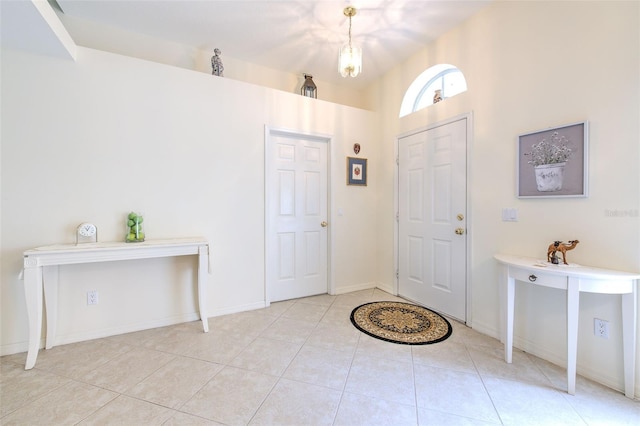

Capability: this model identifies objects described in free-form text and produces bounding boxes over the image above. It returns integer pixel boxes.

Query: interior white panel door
[398,118,467,322]
[267,131,328,302]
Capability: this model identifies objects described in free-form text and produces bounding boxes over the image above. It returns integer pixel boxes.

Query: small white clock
[76,223,97,244]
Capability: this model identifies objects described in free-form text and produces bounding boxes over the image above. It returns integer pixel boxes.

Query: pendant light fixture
[338,6,362,78]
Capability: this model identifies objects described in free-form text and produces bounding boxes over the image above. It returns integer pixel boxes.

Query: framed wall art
[517,121,588,198]
[347,157,367,186]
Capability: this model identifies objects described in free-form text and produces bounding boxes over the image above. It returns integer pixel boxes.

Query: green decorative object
[125,212,145,242]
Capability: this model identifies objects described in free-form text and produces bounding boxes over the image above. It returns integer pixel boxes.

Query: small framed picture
[347,157,367,186]
[517,121,588,198]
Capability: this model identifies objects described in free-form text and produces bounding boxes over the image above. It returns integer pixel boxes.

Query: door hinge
[396,212,399,222]
[396,270,399,279]
[396,156,399,165]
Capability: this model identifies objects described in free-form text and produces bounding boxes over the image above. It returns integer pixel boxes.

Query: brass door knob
[455,227,465,235]
[321,221,328,228]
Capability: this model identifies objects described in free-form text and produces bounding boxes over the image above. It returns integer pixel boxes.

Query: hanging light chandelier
[338,6,362,78]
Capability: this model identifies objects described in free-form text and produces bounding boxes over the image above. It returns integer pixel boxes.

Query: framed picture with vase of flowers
[517,121,588,198]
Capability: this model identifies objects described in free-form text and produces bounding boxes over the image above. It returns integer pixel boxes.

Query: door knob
[455,227,465,235]
[321,221,328,228]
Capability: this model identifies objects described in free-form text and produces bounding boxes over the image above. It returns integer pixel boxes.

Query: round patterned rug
[350,301,452,345]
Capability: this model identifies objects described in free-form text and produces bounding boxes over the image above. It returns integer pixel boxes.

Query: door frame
[393,112,473,325]
[264,125,334,306]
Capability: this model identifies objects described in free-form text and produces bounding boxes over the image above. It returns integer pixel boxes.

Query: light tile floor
[1,289,639,425]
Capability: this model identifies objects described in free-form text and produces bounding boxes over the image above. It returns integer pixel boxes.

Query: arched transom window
[400,64,467,117]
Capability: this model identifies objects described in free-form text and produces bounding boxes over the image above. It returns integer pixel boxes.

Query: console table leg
[198,246,209,333]
[505,270,515,364]
[43,266,59,349]
[23,266,43,370]
[621,286,637,399]
[567,277,579,395]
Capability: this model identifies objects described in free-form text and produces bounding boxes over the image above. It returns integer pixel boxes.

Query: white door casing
[396,116,469,322]
[265,127,330,303]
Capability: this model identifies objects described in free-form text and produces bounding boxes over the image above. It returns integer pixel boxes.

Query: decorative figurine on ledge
[211,48,224,77]
[547,240,580,265]
[433,89,443,103]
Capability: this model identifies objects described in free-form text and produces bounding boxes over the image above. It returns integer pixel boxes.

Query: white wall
[56,13,369,110]
[3,0,639,397]
[0,46,380,353]
[368,1,639,394]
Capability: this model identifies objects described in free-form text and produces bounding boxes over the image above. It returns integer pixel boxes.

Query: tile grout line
[410,345,420,425]
[246,295,338,425]
[332,322,364,425]
[465,338,505,425]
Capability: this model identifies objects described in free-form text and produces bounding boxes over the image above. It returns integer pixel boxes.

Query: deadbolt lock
[457,214,464,221]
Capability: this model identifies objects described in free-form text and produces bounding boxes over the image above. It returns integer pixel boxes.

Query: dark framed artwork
[347,157,367,186]
[517,121,588,198]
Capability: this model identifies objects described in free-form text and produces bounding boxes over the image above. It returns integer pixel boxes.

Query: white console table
[495,254,639,398]
[23,237,210,370]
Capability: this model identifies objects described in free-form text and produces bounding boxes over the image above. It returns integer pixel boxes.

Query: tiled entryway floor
[1,289,639,425]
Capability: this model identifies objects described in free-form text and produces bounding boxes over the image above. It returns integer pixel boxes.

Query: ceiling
[47,1,490,89]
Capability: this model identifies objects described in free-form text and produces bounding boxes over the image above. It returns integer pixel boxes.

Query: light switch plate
[502,208,518,222]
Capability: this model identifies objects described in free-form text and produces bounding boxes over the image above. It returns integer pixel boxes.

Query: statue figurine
[433,89,442,103]
[547,240,580,265]
[211,48,224,77]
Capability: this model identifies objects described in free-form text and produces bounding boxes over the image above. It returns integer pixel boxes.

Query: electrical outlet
[594,318,609,339]
[87,290,99,305]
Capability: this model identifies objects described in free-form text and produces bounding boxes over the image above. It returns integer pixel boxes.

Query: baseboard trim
[375,282,395,295]
[0,301,268,357]
[469,319,500,340]
[209,301,267,317]
[467,319,632,396]
[333,282,376,295]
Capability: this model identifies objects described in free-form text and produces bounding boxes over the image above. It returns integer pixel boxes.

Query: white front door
[397,117,467,322]
[266,128,329,302]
